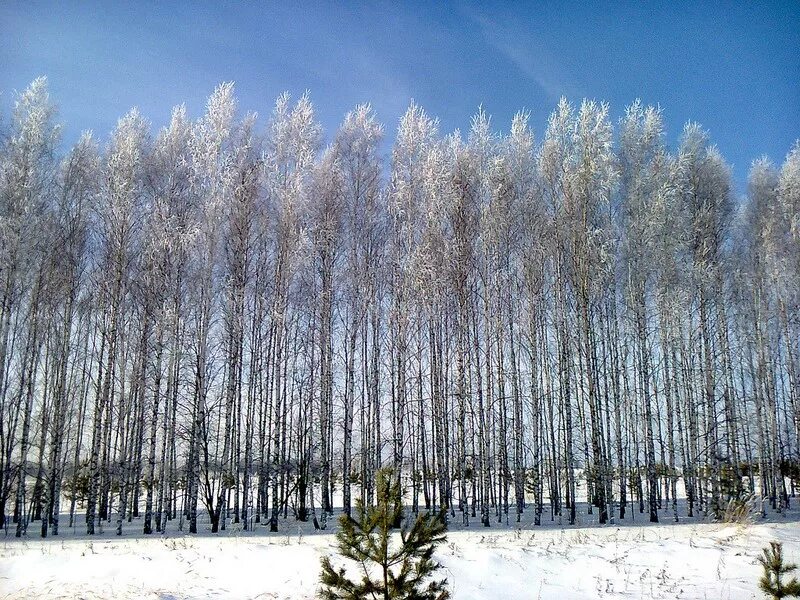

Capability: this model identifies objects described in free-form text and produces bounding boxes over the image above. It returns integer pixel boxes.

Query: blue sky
[1,1,798,193]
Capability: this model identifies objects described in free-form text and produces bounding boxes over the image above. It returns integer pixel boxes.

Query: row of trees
[1,77,798,537]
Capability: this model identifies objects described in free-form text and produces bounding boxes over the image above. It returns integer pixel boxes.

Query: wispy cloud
[464,7,581,102]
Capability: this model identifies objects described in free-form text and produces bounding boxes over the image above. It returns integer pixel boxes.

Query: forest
[1,76,798,539]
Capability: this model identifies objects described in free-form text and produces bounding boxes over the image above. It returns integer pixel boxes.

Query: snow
[2,515,799,599]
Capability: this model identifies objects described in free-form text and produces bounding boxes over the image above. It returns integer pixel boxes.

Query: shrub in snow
[758,542,800,599]
[319,467,450,599]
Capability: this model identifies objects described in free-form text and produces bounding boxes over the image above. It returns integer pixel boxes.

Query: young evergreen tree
[758,542,800,599]
[319,468,450,600]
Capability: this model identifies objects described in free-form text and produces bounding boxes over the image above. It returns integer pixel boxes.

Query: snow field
[2,520,799,599]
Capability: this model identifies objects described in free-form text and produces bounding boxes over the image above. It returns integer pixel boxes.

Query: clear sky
[2,1,798,193]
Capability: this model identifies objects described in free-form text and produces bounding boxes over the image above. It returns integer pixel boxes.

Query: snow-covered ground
[2,510,799,599]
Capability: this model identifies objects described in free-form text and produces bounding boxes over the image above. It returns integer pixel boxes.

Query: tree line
[0,77,798,537]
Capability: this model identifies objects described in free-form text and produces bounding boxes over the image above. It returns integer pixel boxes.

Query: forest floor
[1,504,799,599]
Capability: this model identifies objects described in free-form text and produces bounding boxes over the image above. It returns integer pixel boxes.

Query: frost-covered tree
[0,77,797,538]
[676,123,735,519]
[618,101,671,522]
[387,103,438,520]
[331,104,384,516]
[262,91,320,531]
[87,107,149,535]
[0,78,60,535]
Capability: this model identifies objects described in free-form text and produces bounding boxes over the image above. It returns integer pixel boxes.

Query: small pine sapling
[319,467,450,599]
[758,542,800,599]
